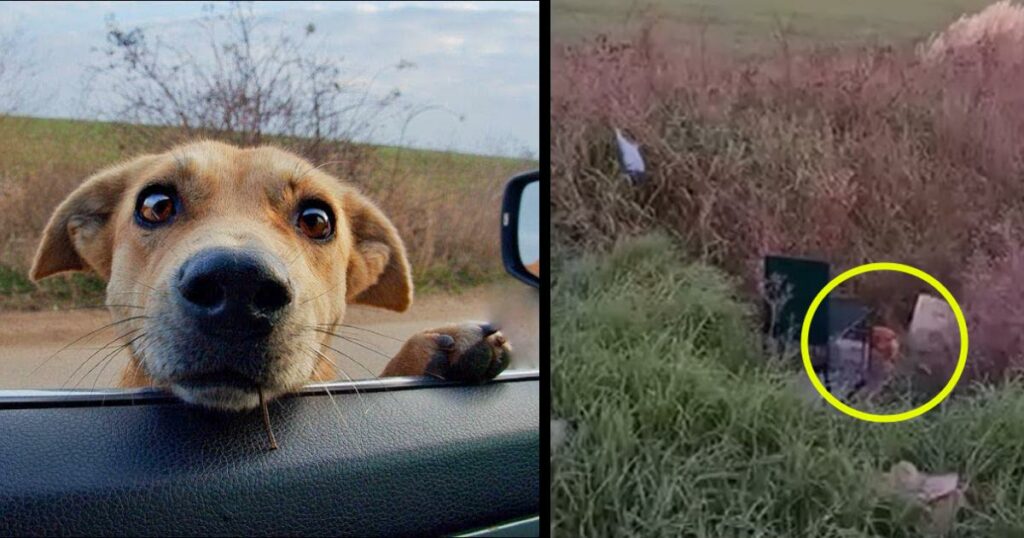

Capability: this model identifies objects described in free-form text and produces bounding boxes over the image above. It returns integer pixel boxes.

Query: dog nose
[176,248,292,334]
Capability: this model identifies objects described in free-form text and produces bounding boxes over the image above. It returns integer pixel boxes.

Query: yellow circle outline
[800,262,968,423]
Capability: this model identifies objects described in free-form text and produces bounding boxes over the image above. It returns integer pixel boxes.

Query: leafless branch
[88,1,412,180]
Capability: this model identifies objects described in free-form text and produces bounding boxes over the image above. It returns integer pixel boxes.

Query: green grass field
[553,0,992,48]
[552,235,1024,536]
[0,115,534,310]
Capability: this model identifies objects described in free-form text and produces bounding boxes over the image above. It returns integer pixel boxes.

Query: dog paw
[420,322,512,383]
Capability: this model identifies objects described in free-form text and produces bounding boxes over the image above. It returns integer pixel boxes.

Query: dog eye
[135,186,177,226]
[297,204,333,240]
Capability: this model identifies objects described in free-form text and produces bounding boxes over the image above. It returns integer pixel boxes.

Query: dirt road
[0,283,538,390]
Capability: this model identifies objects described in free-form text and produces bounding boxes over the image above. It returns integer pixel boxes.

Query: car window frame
[0,368,540,409]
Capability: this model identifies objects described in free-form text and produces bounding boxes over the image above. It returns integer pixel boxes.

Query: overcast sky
[0,1,539,158]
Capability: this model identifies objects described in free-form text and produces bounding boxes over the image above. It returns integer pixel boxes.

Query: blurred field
[554,0,992,47]
[0,116,534,310]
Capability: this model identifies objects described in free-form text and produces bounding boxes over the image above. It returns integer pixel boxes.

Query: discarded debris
[880,460,963,535]
[613,127,647,185]
[551,418,570,454]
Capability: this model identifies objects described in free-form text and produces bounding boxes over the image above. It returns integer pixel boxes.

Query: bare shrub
[0,25,42,117]
[89,1,408,180]
[958,223,1024,383]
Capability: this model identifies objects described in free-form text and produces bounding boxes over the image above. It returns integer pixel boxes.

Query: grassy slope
[0,116,534,309]
[553,0,992,48]
[552,235,1024,536]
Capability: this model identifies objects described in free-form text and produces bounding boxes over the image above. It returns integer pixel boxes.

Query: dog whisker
[298,283,345,306]
[66,329,141,387]
[314,339,383,380]
[57,304,144,311]
[309,343,390,414]
[97,334,147,407]
[131,331,154,355]
[304,346,355,429]
[88,334,148,391]
[61,328,144,390]
[124,277,160,293]
[311,341,400,409]
[310,328,392,359]
[314,322,404,343]
[307,346,360,394]
[123,344,151,389]
[26,316,150,381]
[336,334,394,359]
[326,359,383,418]
[111,336,155,407]
[311,345,369,392]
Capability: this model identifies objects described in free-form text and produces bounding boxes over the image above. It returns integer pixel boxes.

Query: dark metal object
[764,256,871,391]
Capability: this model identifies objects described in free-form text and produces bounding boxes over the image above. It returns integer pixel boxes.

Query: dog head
[871,325,900,364]
[30,141,412,411]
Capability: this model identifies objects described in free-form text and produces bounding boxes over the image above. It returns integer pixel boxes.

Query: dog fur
[848,325,901,400]
[30,141,510,411]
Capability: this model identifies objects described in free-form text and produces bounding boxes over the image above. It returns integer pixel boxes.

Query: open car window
[0,2,539,537]
[0,1,539,393]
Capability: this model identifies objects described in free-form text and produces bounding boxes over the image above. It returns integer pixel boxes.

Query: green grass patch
[0,265,106,310]
[0,264,35,296]
[413,265,503,295]
[552,234,1024,536]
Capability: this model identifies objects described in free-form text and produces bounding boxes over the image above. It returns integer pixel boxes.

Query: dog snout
[176,248,292,335]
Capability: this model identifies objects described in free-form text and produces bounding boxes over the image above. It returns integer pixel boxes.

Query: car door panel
[0,373,539,537]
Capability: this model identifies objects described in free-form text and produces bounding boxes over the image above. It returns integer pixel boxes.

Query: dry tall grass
[552,4,1024,381]
[920,0,1024,66]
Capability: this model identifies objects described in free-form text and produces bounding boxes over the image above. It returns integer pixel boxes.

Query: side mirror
[501,170,540,288]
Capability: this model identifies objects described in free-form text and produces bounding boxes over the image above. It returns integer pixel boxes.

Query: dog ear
[342,189,413,312]
[30,158,148,282]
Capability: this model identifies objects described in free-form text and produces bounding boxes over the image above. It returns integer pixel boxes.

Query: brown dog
[870,326,900,365]
[30,141,510,411]
[848,325,901,400]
